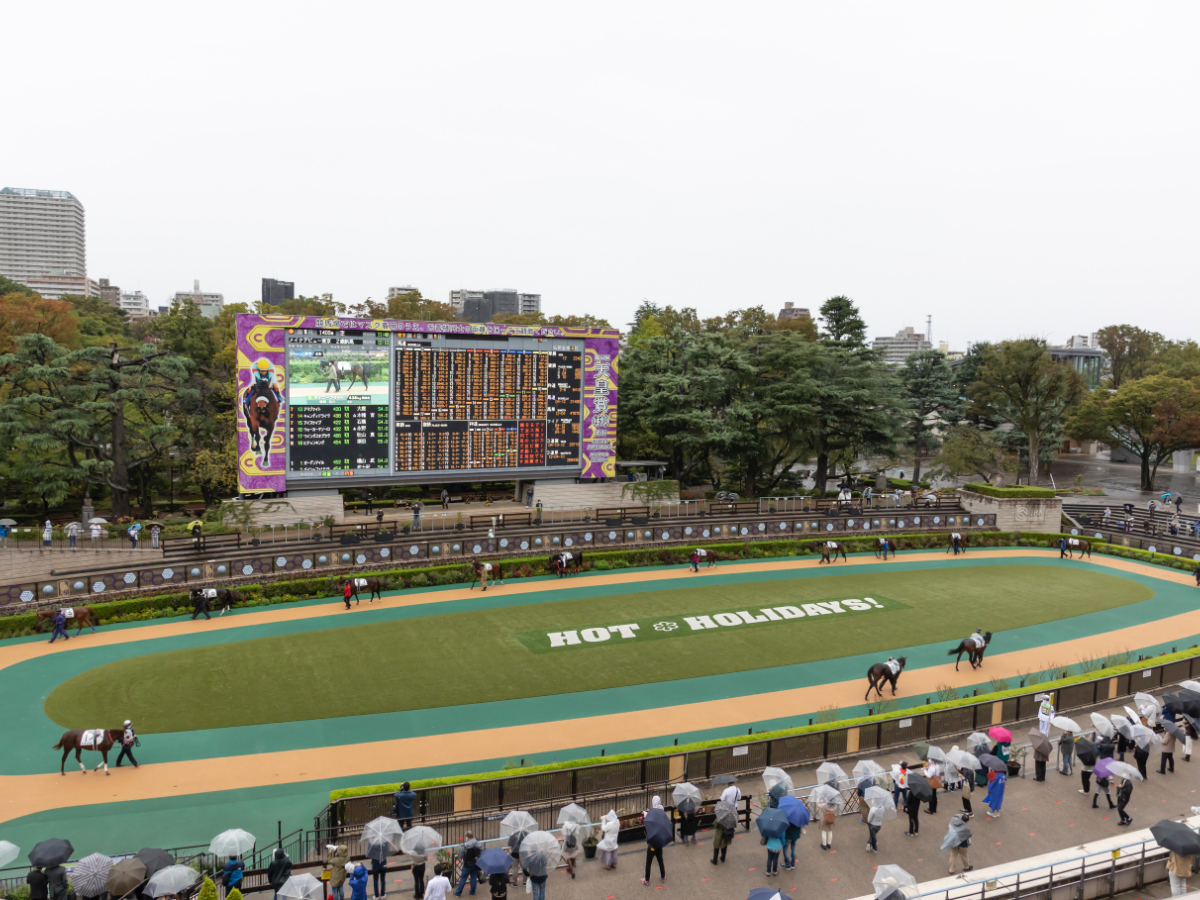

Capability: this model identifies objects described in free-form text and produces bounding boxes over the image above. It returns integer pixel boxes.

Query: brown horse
[874,538,891,560]
[1059,537,1091,559]
[246,382,280,468]
[470,559,503,590]
[321,359,372,392]
[819,541,847,564]
[865,656,907,700]
[346,577,382,603]
[53,728,121,775]
[36,606,98,635]
[949,631,993,671]
[946,532,966,555]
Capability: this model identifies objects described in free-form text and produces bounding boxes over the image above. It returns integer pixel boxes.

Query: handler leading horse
[1059,537,1091,559]
[53,728,122,775]
[819,541,848,564]
[37,606,98,636]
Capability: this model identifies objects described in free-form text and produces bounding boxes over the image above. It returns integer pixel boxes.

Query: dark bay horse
[53,728,121,775]
[549,551,582,577]
[819,541,848,564]
[36,606,98,635]
[346,576,382,602]
[470,559,503,590]
[865,656,907,700]
[246,381,280,467]
[949,631,993,671]
[874,538,891,560]
[321,359,372,393]
[1060,537,1091,559]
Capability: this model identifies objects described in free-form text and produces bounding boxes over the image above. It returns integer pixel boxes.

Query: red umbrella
[988,726,1012,742]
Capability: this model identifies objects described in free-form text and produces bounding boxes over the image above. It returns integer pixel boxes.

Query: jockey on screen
[242,359,284,422]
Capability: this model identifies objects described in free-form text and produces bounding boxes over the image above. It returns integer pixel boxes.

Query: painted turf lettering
[581,627,610,642]
[802,603,830,616]
[684,615,718,630]
[818,601,845,614]
[773,606,805,619]
[608,623,641,639]
[737,611,771,624]
[713,613,743,627]
[548,631,581,647]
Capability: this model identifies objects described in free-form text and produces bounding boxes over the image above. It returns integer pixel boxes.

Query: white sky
[6,2,1198,348]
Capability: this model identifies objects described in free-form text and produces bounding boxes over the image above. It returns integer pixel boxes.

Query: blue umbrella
[777,795,809,828]
[755,808,789,840]
[130,523,143,531]
[643,808,673,848]
[477,848,512,876]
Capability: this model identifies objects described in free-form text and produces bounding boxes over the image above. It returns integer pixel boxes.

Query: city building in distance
[450,288,541,323]
[119,290,151,318]
[1062,333,1099,350]
[777,301,811,321]
[262,277,294,307]
[172,279,224,318]
[1050,339,1104,388]
[873,325,933,366]
[98,278,121,307]
[388,285,419,299]
[0,187,94,298]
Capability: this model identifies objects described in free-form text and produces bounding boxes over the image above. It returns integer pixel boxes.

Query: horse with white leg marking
[819,541,848,564]
[53,728,121,776]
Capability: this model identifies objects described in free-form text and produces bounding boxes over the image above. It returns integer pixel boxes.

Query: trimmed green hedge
[887,478,932,490]
[963,483,1057,499]
[329,646,1200,800]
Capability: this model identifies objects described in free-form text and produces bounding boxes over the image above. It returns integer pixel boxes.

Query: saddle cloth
[80,729,105,748]
[483,563,493,572]
[561,552,573,562]
[60,607,75,619]
[1068,538,1080,547]
[695,549,707,557]
[354,578,369,588]
[335,361,353,372]
[971,635,986,649]
[951,532,962,540]
[886,660,901,675]
[826,541,838,550]
[202,588,218,600]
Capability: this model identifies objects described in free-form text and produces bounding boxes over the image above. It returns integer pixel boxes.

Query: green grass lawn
[44,565,1151,733]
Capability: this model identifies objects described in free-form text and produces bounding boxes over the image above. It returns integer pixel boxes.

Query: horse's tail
[947,645,960,656]
[52,736,65,750]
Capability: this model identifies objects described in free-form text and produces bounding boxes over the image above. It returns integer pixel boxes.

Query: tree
[818,295,868,348]
[770,314,818,341]
[969,339,1083,485]
[1067,374,1200,490]
[1095,325,1164,389]
[64,294,131,347]
[1150,340,1200,380]
[196,877,218,900]
[899,349,959,485]
[951,342,994,427]
[0,275,36,298]
[0,293,79,352]
[347,289,458,322]
[927,424,1014,485]
[259,294,341,316]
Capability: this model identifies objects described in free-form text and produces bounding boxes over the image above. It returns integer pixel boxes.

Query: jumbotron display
[235,314,618,492]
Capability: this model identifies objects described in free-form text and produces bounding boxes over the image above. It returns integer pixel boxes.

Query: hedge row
[5,530,1194,641]
[963,483,1057,499]
[328,645,1200,800]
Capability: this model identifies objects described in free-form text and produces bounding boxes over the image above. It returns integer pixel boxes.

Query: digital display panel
[235,315,619,492]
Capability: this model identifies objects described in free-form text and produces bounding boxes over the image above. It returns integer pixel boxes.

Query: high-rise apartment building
[17,274,99,300]
[262,278,294,307]
[450,288,541,322]
[872,326,932,366]
[0,188,87,289]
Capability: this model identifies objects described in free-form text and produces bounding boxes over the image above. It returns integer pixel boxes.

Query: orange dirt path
[1,549,1193,823]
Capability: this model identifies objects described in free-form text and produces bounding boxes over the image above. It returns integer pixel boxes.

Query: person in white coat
[598,810,620,870]
[1037,695,1055,735]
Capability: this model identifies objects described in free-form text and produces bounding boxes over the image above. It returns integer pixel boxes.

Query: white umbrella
[145,865,199,898]
[519,832,563,877]
[1091,713,1115,738]
[926,745,948,765]
[947,749,981,771]
[810,784,841,809]
[209,829,256,858]
[816,762,847,788]
[863,786,897,821]
[762,766,794,793]
[873,864,918,898]
[852,760,885,782]
[1135,692,1161,711]
[556,804,593,841]
[399,826,442,860]
[88,517,109,524]
[1112,715,1135,739]
[499,810,538,838]
[1107,761,1144,782]
[1181,681,1200,694]
[1051,716,1081,733]
[0,841,20,869]
[278,874,325,900]
[360,817,404,859]
[1130,724,1161,750]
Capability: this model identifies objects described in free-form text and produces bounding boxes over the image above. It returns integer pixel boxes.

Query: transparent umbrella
[810,784,841,810]
[0,842,20,870]
[926,746,948,765]
[852,760,885,783]
[68,853,112,898]
[209,829,256,858]
[946,749,981,771]
[762,767,794,793]
[278,874,324,900]
[360,817,404,858]
[1107,761,1144,782]
[146,865,199,898]
[519,832,563,877]
[1181,680,1200,694]
[1134,692,1161,713]
[816,762,847,788]
[556,804,593,841]
[399,826,443,860]
[864,786,897,821]
[1111,715,1134,739]
[1090,713,1115,738]
[670,784,702,816]
[499,811,538,838]
[1130,725,1161,750]
[873,864,918,898]
[967,732,990,755]
[1050,716,1081,733]
[713,800,738,831]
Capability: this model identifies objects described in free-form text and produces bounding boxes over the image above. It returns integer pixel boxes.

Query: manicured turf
[44,564,1151,733]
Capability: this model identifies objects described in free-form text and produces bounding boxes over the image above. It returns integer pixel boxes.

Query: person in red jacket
[343,582,354,610]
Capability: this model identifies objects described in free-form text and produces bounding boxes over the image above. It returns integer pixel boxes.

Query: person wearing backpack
[454,832,482,897]
[560,820,580,879]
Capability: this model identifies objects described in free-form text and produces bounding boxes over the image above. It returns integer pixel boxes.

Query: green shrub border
[963,483,1057,499]
[328,646,1200,801]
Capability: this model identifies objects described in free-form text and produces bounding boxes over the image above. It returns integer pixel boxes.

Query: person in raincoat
[983,770,1006,818]
[349,863,369,900]
[598,810,620,869]
[866,800,884,853]
[268,849,293,900]
[1037,695,1055,735]
[1060,732,1075,775]
[559,821,580,879]
[43,520,53,547]
[329,844,352,900]
[392,782,416,827]
[710,811,733,865]
[942,812,973,875]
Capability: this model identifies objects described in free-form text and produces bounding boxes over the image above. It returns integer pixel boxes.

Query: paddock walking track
[2,548,1198,852]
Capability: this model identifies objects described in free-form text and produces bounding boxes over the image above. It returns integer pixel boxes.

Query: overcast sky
[7,2,1197,348]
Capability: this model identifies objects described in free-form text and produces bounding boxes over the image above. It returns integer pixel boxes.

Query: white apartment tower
[0,188,90,296]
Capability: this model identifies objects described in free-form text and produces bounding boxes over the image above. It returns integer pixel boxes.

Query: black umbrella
[977,754,1007,772]
[1150,820,1200,856]
[135,849,174,879]
[28,839,73,868]
[906,773,933,801]
[477,848,512,876]
[711,774,737,785]
[1165,692,1200,718]
[748,890,786,900]
[1183,713,1200,735]
[643,808,673,848]
[1163,721,1187,743]
[1075,738,1097,767]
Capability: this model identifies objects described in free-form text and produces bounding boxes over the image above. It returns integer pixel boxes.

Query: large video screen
[235,315,618,493]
